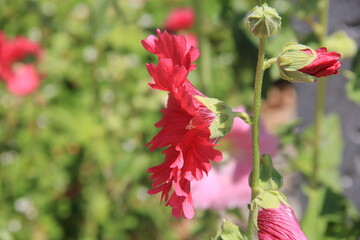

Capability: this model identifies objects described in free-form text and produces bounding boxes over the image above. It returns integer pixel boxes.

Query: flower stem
[246,36,266,240]
[311,0,329,189]
[233,112,253,125]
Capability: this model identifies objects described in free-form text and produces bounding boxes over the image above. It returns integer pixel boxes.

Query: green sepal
[213,219,247,240]
[277,42,318,82]
[196,96,235,139]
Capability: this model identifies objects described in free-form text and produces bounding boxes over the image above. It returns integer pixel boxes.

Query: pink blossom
[6,65,40,96]
[191,107,279,210]
[258,204,308,240]
[165,8,195,31]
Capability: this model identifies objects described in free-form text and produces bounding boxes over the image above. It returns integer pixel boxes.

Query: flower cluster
[142,29,223,218]
[0,32,43,96]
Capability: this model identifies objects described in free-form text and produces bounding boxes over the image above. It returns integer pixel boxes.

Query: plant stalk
[246,37,266,240]
[311,0,329,189]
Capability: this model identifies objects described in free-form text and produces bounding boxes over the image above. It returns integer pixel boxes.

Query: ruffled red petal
[299,47,342,78]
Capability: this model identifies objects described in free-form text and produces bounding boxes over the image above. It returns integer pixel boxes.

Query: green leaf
[346,50,360,105]
[325,30,358,59]
[301,187,328,240]
[295,114,343,191]
[213,219,246,240]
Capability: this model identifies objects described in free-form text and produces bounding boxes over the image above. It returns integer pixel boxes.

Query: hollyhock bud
[246,3,281,38]
[277,42,342,82]
[165,8,195,31]
[258,204,308,240]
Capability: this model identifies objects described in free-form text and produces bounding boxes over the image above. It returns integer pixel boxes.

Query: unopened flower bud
[246,3,281,38]
[277,42,342,82]
[195,96,234,139]
[258,204,308,240]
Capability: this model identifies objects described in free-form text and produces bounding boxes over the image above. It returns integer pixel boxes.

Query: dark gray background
[294,0,360,209]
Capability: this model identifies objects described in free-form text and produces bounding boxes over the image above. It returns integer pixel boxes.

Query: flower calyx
[250,190,288,230]
[196,96,235,139]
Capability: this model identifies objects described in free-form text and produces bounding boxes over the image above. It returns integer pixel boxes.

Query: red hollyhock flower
[145,58,188,92]
[258,204,308,240]
[141,29,199,71]
[0,31,43,96]
[299,47,341,77]
[165,7,195,31]
[143,30,222,218]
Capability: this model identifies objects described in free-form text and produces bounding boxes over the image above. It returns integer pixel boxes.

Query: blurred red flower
[0,32,43,96]
[165,8,195,31]
[142,29,222,218]
[299,47,341,77]
[258,204,308,240]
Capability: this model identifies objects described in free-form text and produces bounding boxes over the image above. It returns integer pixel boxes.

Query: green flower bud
[196,96,234,139]
[246,3,282,38]
[249,154,283,191]
[277,42,318,82]
[259,154,283,190]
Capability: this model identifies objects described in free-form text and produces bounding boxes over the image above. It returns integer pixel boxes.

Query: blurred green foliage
[0,0,257,239]
[0,0,359,239]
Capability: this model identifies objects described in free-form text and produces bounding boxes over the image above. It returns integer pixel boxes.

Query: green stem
[263,57,277,70]
[311,0,329,189]
[193,0,212,95]
[233,112,253,125]
[246,37,266,240]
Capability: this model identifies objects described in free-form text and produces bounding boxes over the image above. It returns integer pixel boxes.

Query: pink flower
[6,65,40,96]
[258,204,308,240]
[143,30,222,218]
[165,8,195,31]
[192,107,278,210]
[0,31,43,95]
[299,47,341,77]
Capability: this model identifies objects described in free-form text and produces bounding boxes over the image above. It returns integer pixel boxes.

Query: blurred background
[0,0,359,239]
